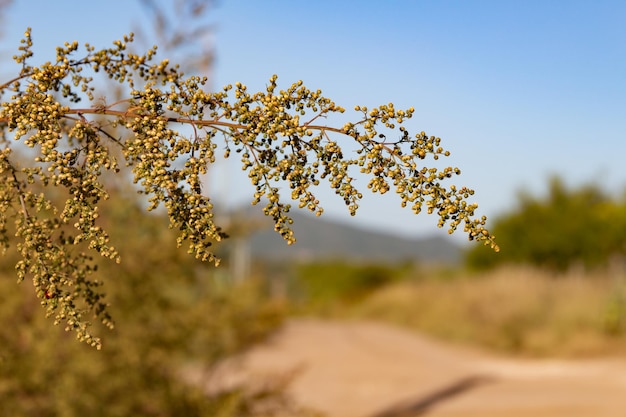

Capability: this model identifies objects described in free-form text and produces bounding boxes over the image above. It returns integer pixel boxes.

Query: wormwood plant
[0,29,497,348]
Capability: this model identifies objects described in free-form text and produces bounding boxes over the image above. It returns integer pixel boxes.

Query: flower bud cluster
[0,30,497,347]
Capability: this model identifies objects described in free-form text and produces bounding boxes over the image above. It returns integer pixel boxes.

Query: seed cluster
[0,29,497,347]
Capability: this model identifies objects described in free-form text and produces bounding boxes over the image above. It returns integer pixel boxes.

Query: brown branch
[68,108,349,136]
[0,73,33,91]
[6,167,30,221]
[0,106,350,138]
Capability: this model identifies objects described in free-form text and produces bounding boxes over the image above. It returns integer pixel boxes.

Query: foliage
[293,261,407,310]
[0,192,306,417]
[465,177,626,271]
[0,29,496,346]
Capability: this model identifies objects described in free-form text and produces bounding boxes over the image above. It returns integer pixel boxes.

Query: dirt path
[222,318,626,417]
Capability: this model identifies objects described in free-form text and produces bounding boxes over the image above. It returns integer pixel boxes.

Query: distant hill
[225,208,462,265]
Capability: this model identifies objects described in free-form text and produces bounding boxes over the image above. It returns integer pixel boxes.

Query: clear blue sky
[2,1,626,242]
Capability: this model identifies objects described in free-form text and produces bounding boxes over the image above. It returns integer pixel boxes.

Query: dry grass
[348,266,626,357]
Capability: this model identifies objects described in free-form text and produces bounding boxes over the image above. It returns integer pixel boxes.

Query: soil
[212,318,626,417]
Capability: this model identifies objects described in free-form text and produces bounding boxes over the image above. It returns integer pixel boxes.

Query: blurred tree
[466,177,626,271]
[134,0,215,78]
[0,27,497,347]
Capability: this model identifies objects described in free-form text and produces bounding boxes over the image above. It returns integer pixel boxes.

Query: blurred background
[1,1,626,416]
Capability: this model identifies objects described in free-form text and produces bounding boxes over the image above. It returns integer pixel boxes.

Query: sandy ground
[209,318,626,417]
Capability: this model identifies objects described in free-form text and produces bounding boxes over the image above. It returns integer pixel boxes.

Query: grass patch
[341,266,626,357]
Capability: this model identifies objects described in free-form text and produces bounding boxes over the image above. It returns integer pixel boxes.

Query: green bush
[466,177,626,271]
[293,261,406,308]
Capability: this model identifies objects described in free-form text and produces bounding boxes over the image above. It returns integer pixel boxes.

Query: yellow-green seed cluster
[0,29,497,348]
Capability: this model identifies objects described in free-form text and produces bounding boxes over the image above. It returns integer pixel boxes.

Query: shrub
[466,177,626,271]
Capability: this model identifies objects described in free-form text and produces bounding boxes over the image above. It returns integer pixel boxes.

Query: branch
[0,32,498,348]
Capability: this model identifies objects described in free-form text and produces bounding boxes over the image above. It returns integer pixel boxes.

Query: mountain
[225,208,462,265]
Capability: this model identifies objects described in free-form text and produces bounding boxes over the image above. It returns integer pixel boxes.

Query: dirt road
[223,318,626,417]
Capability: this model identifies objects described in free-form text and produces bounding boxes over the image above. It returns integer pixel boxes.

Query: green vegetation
[292,261,408,311]
[466,177,626,271]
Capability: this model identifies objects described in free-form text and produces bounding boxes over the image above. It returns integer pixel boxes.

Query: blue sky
[2,1,626,243]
